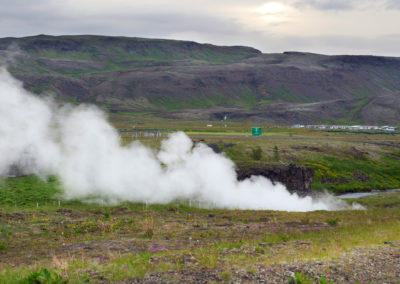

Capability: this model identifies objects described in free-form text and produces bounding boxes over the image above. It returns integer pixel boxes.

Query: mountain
[1,35,399,125]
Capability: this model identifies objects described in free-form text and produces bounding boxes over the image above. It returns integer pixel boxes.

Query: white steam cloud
[0,69,360,211]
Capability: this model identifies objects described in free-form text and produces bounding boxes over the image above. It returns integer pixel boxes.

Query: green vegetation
[0,179,399,282]
[220,270,232,281]
[4,35,400,126]
[288,273,335,284]
[11,35,260,79]
[2,125,399,198]
[174,128,400,193]
[149,86,259,110]
[309,153,400,193]
[288,272,314,284]
[117,124,400,194]
[273,145,280,162]
[269,86,313,103]
[251,146,263,161]
[0,175,62,207]
[0,124,398,282]
[326,217,340,226]
[334,98,372,125]
[21,268,68,284]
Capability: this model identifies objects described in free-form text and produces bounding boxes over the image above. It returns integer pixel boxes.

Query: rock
[236,164,314,196]
[207,143,221,153]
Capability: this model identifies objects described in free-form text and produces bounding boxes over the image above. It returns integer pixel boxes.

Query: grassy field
[0,175,399,283]
[117,121,400,193]
[1,122,399,282]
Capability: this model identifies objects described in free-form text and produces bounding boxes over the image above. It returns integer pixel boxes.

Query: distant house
[206,124,213,127]
[292,124,304,128]
[381,126,396,131]
[298,124,399,132]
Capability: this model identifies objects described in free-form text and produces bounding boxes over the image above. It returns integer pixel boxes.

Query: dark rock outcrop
[236,164,314,196]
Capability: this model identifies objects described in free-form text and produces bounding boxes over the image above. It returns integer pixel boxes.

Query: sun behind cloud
[257,2,286,15]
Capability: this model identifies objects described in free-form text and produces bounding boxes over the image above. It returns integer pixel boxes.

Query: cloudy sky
[1,0,400,56]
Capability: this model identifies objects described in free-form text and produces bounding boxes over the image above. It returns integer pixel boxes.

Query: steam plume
[0,69,359,211]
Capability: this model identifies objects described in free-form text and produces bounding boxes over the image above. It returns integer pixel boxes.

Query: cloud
[293,0,356,10]
[386,0,400,9]
[266,33,400,55]
[0,0,400,56]
[0,1,248,41]
[291,0,398,11]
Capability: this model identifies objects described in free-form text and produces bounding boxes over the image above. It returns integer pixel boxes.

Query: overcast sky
[1,0,400,56]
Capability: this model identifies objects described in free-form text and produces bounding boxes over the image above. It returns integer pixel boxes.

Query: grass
[172,129,400,193]
[0,126,399,282]
[0,175,62,207]
[118,125,400,193]
[308,153,400,193]
[0,172,399,281]
[335,98,372,125]
[118,126,400,193]
[148,85,259,111]
[269,86,313,103]
[0,187,399,282]
[14,35,260,79]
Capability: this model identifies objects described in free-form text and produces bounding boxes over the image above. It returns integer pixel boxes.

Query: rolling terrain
[1,35,399,125]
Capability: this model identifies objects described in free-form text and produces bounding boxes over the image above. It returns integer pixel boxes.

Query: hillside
[1,35,399,125]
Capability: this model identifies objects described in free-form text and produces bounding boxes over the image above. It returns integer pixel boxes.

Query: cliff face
[236,164,314,196]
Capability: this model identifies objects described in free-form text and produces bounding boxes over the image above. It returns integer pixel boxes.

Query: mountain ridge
[1,35,399,125]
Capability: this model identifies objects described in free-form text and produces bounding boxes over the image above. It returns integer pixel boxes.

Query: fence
[119,128,175,140]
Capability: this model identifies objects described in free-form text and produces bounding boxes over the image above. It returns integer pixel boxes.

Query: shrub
[143,213,155,239]
[220,270,232,282]
[326,217,340,226]
[273,145,280,161]
[288,272,314,284]
[318,276,335,284]
[138,251,152,265]
[21,268,68,284]
[251,146,263,161]
[103,211,111,219]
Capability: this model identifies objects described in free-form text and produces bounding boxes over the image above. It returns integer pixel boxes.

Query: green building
[252,127,262,137]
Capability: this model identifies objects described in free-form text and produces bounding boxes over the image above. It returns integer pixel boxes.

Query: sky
[1,0,400,56]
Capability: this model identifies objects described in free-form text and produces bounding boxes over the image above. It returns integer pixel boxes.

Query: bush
[288,272,314,284]
[318,276,335,284]
[326,217,340,226]
[251,146,263,161]
[103,211,111,219]
[21,268,68,284]
[143,213,155,239]
[220,270,232,282]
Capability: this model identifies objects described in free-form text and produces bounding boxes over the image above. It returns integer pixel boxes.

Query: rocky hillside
[1,35,399,125]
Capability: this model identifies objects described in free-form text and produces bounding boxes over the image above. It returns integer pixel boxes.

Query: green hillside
[1,35,400,125]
